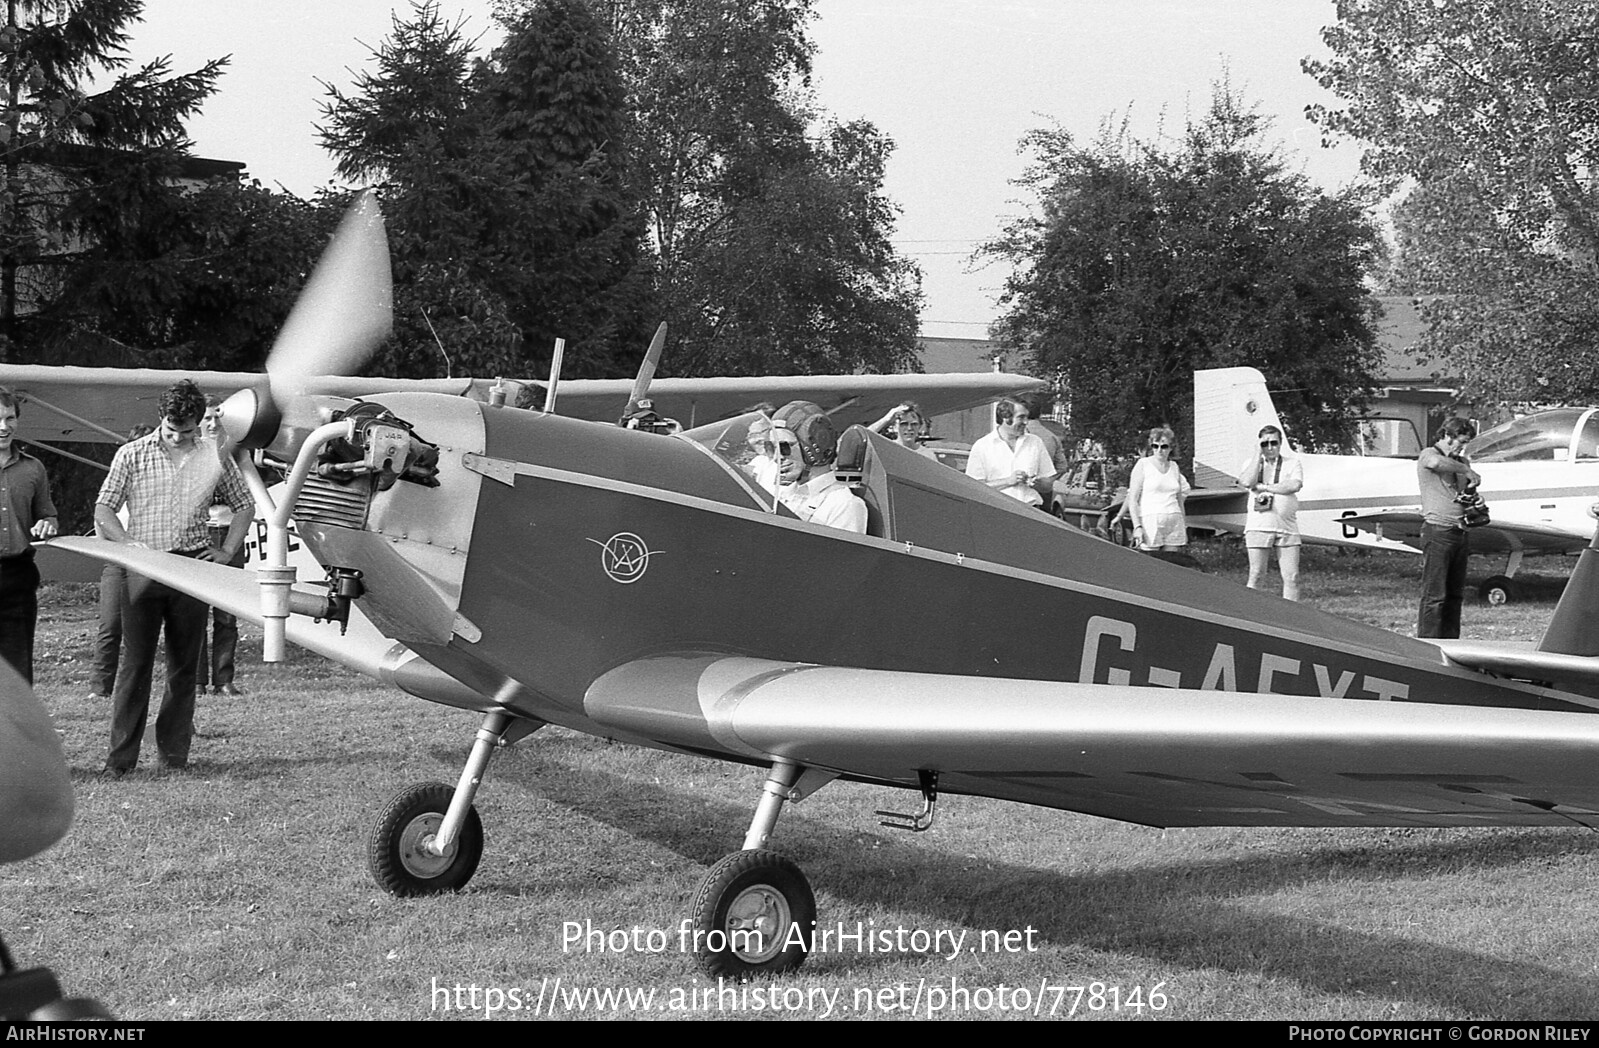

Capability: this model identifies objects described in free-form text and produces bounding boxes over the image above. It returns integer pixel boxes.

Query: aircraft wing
[48,536,488,711]
[535,372,1048,428]
[586,655,1599,828]
[0,364,1044,445]
[1341,510,1590,556]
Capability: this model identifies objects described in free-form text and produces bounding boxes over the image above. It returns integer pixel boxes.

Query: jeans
[0,552,40,686]
[1417,523,1469,639]
[106,572,207,770]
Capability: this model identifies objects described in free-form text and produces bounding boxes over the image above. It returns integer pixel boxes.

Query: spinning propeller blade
[221,190,393,450]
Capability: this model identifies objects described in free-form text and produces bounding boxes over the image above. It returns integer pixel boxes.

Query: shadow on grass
[484,747,1599,1019]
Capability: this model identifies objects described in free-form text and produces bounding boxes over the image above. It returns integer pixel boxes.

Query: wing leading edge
[585,654,1599,829]
[49,537,489,712]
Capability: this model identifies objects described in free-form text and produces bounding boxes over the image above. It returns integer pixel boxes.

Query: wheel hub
[725,885,792,964]
[398,813,456,879]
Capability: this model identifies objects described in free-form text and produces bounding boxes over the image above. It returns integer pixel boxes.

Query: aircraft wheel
[369,782,483,897]
[690,849,815,979]
[1480,575,1516,606]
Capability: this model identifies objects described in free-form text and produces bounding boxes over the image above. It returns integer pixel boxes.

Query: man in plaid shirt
[95,380,254,776]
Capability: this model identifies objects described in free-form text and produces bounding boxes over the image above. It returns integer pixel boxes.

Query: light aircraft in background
[39,197,1599,981]
[1189,366,1599,604]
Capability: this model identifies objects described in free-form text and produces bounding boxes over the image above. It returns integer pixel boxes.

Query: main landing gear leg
[689,759,831,979]
[369,710,541,896]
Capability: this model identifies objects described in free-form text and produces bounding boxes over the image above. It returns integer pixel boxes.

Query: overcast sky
[125,0,1364,345]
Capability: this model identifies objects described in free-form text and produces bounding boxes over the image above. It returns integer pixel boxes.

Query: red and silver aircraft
[1190,366,1599,604]
[36,200,1599,980]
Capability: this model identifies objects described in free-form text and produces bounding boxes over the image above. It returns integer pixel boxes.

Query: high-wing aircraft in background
[38,198,1599,981]
[1189,366,1599,604]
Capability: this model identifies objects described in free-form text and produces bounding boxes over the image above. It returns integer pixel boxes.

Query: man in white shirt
[966,398,1057,508]
[770,401,867,533]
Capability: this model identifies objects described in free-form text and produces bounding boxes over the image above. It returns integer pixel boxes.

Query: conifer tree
[0,0,225,362]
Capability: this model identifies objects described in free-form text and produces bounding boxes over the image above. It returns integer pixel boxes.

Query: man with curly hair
[95,380,253,777]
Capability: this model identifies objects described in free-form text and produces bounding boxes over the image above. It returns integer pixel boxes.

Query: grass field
[5,542,1598,1021]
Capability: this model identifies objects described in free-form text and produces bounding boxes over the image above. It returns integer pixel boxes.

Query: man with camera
[1239,424,1305,601]
[1416,418,1481,639]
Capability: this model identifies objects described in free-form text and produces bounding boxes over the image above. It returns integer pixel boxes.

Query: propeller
[221,189,393,449]
[209,190,393,663]
[621,322,668,423]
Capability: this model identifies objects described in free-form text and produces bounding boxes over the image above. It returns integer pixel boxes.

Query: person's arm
[1030,441,1057,500]
[1239,454,1261,490]
[1125,459,1146,540]
[29,467,57,540]
[94,503,133,545]
[867,404,910,435]
[1273,457,1304,496]
[1420,448,1482,489]
[201,511,252,564]
[93,451,135,545]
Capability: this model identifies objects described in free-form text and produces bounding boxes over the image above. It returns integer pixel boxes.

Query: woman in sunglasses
[1123,426,1190,551]
[1239,424,1304,600]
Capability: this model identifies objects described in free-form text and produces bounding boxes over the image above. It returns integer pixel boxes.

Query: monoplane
[42,200,1599,980]
[1189,366,1599,604]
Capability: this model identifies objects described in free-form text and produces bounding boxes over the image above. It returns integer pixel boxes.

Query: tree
[598,0,921,376]
[0,0,227,362]
[48,178,342,371]
[982,88,1383,455]
[322,0,653,380]
[1305,0,1599,407]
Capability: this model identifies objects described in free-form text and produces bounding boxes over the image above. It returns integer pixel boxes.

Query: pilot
[744,414,780,494]
[1239,424,1305,601]
[94,380,254,777]
[770,401,867,533]
[966,398,1057,508]
[1416,417,1481,639]
[0,386,59,685]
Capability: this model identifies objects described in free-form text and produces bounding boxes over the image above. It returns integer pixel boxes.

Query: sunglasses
[754,440,797,456]
[1260,440,1280,448]
[1150,442,1171,450]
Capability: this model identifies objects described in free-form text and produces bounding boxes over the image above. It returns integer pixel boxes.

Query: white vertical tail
[1193,367,1286,488]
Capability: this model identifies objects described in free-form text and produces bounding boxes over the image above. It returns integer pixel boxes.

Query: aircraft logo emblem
[589,532,660,584]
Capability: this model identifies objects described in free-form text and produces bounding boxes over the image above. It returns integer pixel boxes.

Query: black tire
[1480,575,1515,606]
[369,782,483,896]
[690,850,815,979]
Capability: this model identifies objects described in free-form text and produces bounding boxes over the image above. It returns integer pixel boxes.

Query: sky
[124,0,1366,344]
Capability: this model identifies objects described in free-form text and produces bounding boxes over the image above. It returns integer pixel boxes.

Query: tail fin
[1193,367,1286,488]
[1539,525,1599,655]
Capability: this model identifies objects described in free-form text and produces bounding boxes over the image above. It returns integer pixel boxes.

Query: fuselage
[285,394,1596,758]
[1193,452,1599,552]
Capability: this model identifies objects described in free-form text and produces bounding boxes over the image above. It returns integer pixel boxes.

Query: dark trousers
[106,573,207,770]
[92,564,126,695]
[0,553,40,686]
[196,605,238,689]
[196,541,243,689]
[1418,523,1470,639]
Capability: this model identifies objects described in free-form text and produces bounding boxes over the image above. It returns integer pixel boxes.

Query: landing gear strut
[368,710,540,896]
[689,759,833,978]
